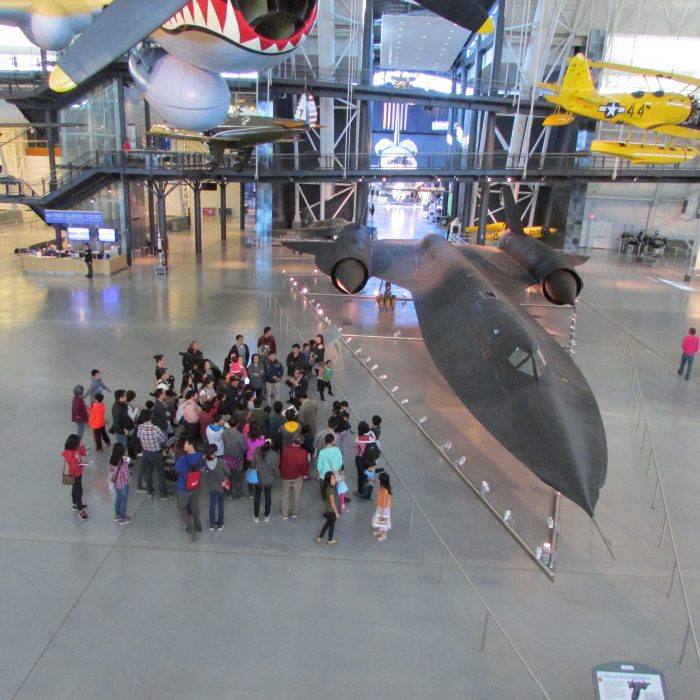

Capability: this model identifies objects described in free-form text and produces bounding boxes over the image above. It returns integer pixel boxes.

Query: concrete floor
[1,202,699,699]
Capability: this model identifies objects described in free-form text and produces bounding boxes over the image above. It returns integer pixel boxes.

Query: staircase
[0,151,114,219]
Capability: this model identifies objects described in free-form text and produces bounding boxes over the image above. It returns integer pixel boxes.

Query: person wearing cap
[71,385,89,441]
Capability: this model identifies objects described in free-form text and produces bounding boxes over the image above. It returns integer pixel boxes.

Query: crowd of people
[63,327,392,544]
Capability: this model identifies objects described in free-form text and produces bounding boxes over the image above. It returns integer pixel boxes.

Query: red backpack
[186,455,202,491]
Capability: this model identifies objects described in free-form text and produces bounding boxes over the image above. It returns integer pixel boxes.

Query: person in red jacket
[88,393,111,451]
[71,385,88,440]
[62,434,90,519]
[678,327,699,381]
[278,435,308,519]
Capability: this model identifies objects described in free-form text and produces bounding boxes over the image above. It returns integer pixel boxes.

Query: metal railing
[248,263,552,699]
[269,62,543,100]
[3,146,700,206]
[608,279,700,667]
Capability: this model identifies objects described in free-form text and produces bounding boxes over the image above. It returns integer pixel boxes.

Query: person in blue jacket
[175,437,203,540]
[263,352,284,406]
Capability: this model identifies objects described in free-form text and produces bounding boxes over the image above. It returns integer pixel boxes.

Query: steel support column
[121,177,133,265]
[192,182,203,255]
[154,179,168,271]
[148,183,156,243]
[317,0,336,218]
[476,179,491,246]
[355,0,373,224]
[219,179,227,241]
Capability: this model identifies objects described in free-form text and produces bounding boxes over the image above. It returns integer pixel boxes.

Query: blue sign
[45,210,104,225]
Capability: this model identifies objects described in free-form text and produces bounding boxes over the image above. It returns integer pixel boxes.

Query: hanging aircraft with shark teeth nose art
[1,1,495,131]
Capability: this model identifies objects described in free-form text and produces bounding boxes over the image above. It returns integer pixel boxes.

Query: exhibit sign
[45,210,104,226]
[592,661,667,699]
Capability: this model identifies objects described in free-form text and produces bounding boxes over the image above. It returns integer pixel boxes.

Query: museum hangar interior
[0,1,699,699]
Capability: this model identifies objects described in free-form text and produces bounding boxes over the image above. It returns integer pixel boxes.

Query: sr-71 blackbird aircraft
[284,188,607,516]
[540,53,700,164]
[0,1,494,132]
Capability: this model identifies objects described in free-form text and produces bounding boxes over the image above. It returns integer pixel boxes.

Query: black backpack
[364,441,381,464]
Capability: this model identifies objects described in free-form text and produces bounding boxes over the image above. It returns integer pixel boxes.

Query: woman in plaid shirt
[109,444,132,525]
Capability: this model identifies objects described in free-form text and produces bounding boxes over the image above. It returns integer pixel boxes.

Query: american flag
[382,102,409,131]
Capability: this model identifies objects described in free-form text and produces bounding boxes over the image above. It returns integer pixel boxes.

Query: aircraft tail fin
[501,186,526,236]
[208,141,225,166]
[294,92,318,126]
[559,54,606,104]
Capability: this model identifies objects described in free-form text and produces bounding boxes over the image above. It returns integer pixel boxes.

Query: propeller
[49,0,187,92]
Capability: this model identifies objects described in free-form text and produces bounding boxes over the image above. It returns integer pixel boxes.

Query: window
[507,346,546,382]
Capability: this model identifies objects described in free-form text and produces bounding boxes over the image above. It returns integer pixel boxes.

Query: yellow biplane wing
[586,59,700,89]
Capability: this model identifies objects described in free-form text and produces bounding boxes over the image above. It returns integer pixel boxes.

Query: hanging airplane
[0,0,494,133]
[280,218,350,241]
[282,187,607,517]
[458,221,557,241]
[148,104,318,169]
[540,53,700,164]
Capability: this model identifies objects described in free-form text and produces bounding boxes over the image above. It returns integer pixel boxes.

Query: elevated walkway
[1,148,699,217]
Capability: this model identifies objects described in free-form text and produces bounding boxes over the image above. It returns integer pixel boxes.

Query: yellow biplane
[462,222,556,241]
[539,53,700,164]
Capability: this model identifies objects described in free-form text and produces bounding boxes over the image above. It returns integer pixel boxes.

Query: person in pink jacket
[678,327,699,381]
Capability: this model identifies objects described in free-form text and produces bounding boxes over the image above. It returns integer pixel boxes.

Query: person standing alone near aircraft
[678,327,699,381]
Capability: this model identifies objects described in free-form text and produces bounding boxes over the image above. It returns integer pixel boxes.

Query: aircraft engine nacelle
[324,224,372,295]
[155,0,319,75]
[498,233,582,306]
[129,49,230,132]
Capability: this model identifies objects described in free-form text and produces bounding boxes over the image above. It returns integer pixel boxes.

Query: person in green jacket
[317,359,335,401]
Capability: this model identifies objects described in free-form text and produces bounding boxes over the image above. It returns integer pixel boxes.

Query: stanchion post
[645,451,654,479]
[658,513,667,548]
[679,621,691,664]
[408,500,415,535]
[651,477,660,508]
[480,611,490,652]
[667,560,677,599]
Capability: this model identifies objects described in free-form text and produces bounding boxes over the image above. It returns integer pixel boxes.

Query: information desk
[21,254,128,277]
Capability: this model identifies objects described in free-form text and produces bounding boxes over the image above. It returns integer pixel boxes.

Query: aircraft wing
[148,126,204,143]
[50,0,187,91]
[412,1,495,34]
[456,245,539,298]
[652,124,700,140]
[283,240,335,257]
[0,10,29,24]
[586,58,700,88]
